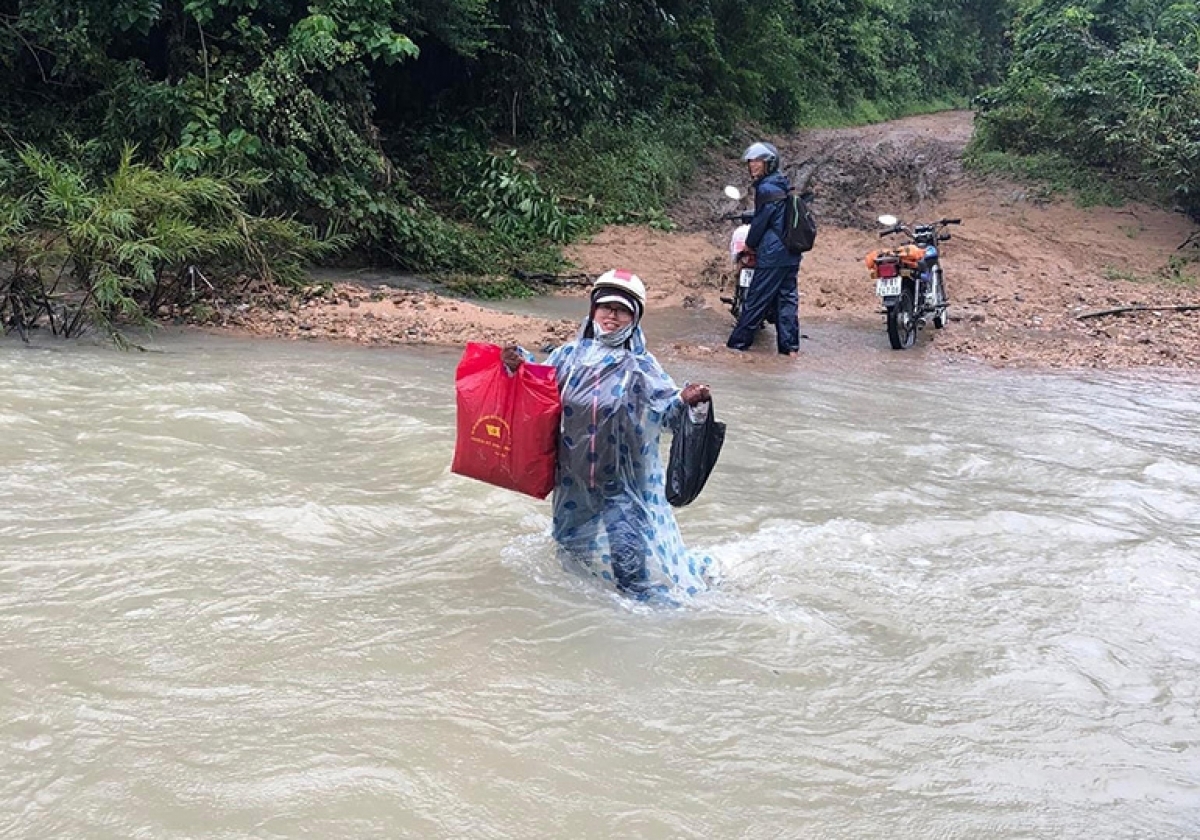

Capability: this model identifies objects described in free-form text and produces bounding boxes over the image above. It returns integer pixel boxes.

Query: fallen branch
[513,271,591,287]
[1077,303,1200,320]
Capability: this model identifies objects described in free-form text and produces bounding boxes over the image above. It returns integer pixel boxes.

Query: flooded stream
[2,330,1198,838]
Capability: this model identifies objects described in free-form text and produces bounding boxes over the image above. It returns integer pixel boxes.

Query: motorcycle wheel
[886,289,917,350]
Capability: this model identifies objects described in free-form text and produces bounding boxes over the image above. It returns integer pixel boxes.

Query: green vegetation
[0,142,337,341]
[963,145,1133,207]
[973,0,1200,219]
[1161,255,1200,286]
[0,0,1007,213]
[1103,255,1200,287]
[439,273,542,300]
[1101,266,1143,283]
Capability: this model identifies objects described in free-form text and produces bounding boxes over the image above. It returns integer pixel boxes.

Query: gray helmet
[742,141,780,174]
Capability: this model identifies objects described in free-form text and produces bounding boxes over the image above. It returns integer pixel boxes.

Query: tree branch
[3,22,50,84]
[513,271,590,287]
[1077,303,1200,320]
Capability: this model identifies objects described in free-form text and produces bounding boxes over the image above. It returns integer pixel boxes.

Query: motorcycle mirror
[877,214,898,227]
[723,185,742,201]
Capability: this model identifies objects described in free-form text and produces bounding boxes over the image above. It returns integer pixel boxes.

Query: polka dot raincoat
[541,321,714,599]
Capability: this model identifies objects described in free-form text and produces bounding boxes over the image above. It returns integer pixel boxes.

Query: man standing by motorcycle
[726,142,801,356]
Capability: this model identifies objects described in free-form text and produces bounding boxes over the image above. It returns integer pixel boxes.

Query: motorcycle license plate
[739,268,754,288]
[875,277,902,297]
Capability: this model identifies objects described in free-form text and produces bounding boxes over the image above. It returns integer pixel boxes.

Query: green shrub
[975,3,1200,220]
[537,112,709,224]
[455,149,586,243]
[0,144,340,341]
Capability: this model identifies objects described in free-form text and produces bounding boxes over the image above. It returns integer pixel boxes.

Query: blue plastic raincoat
[540,320,714,599]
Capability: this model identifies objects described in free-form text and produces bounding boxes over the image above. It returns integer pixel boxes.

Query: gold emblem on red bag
[470,414,511,452]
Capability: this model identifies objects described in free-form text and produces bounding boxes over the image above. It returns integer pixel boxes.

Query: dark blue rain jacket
[745,171,801,269]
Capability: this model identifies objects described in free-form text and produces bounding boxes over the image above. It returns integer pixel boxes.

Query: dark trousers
[727,263,800,353]
[601,500,651,595]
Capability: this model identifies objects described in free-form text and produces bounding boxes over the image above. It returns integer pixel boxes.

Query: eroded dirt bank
[197,111,1200,372]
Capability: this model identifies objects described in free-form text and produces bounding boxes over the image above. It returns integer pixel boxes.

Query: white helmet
[742,141,779,174]
[591,269,646,320]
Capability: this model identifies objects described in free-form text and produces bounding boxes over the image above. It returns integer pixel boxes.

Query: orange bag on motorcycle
[865,249,902,276]
[897,243,925,268]
[451,342,561,499]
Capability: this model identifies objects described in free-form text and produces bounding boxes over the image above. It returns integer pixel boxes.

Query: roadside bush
[975,2,1200,220]
[0,145,340,342]
[455,149,586,243]
[536,112,709,227]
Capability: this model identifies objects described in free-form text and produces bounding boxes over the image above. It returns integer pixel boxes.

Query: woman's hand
[680,383,711,407]
[501,345,523,373]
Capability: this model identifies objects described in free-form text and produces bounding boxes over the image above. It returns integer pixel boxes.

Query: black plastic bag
[666,399,726,507]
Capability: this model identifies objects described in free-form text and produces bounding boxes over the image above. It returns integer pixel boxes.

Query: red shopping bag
[451,342,561,499]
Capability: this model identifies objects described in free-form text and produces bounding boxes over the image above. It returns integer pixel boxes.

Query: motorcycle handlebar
[879,218,962,237]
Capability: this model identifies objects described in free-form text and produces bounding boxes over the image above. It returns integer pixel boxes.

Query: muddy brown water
[3,331,1199,839]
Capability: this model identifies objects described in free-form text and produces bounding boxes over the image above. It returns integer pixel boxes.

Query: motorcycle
[865,214,961,350]
[718,185,764,323]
